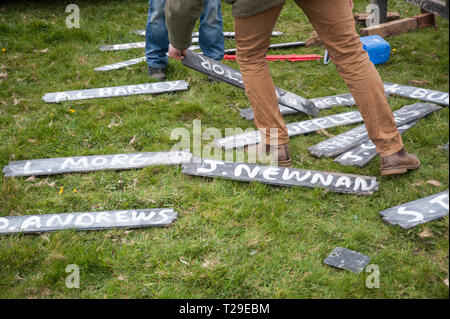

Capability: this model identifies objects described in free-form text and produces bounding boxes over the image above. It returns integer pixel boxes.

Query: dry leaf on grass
[444,278,449,287]
[317,128,334,138]
[179,257,190,266]
[418,228,433,239]
[0,72,7,78]
[411,181,423,187]
[426,180,442,187]
[409,80,428,86]
[33,48,48,53]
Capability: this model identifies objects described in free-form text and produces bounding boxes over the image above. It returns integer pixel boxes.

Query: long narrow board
[215,110,363,150]
[334,120,419,167]
[182,50,319,117]
[384,82,449,106]
[379,190,449,229]
[3,151,192,177]
[131,30,283,38]
[182,159,378,195]
[308,103,442,158]
[0,208,177,235]
[222,41,307,55]
[42,80,189,103]
[239,93,356,120]
[95,57,146,71]
[100,39,199,51]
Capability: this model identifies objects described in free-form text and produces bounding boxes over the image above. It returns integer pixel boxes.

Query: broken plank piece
[182,159,378,195]
[384,82,449,106]
[216,110,363,150]
[0,209,177,235]
[334,120,419,167]
[239,93,356,120]
[380,190,449,229]
[324,247,371,274]
[308,102,442,158]
[3,151,192,177]
[94,57,146,71]
[182,49,319,117]
[360,17,418,38]
[42,80,189,103]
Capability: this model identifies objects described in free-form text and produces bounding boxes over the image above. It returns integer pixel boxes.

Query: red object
[223,54,322,62]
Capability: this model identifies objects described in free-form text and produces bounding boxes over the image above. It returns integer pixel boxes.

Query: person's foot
[246,143,292,167]
[380,148,420,176]
[148,66,166,81]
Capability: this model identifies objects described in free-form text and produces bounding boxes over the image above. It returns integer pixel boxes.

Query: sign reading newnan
[42,80,189,103]
[182,50,319,117]
[380,190,449,229]
[215,110,363,150]
[334,120,419,167]
[384,82,449,106]
[3,151,192,177]
[0,209,178,235]
[182,159,378,195]
[308,103,442,158]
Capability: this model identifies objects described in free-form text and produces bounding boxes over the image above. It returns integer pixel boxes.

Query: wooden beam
[354,12,400,26]
[360,17,418,37]
[414,12,437,28]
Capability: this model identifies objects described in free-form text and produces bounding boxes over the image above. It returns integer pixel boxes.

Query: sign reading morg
[0,209,177,235]
[42,80,189,103]
[182,159,378,195]
[3,151,192,177]
[182,50,319,117]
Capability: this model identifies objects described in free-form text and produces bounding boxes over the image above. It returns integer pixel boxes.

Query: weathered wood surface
[216,110,363,150]
[222,41,306,55]
[94,57,146,71]
[182,50,319,117]
[379,190,449,229]
[3,151,192,177]
[308,102,441,158]
[334,120,419,167]
[99,42,146,51]
[239,93,356,120]
[0,209,177,235]
[404,0,449,19]
[42,80,189,103]
[384,82,449,106]
[324,247,371,274]
[360,17,418,37]
[182,159,378,195]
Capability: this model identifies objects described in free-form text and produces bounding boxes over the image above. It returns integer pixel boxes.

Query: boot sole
[381,162,421,176]
[278,159,292,167]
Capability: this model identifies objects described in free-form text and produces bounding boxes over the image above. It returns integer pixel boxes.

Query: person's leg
[145,0,169,78]
[234,4,290,159]
[198,0,225,61]
[295,0,403,157]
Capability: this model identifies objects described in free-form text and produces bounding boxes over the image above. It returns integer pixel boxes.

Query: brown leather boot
[246,143,292,167]
[380,148,420,176]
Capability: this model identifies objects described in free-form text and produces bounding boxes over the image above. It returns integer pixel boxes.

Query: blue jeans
[145,0,225,69]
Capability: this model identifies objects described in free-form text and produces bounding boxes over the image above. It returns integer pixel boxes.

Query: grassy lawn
[0,0,448,299]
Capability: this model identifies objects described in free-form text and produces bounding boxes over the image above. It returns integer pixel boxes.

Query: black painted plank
[182,50,319,117]
[384,82,449,106]
[324,247,371,274]
[0,209,177,235]
[182,159,378,195]
[380,190,449,229]
[308,102,441,158]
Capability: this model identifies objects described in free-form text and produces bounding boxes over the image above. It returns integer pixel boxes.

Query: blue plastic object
[360,35,391,65]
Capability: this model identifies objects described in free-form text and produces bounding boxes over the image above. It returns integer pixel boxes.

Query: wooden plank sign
[215,110,363,150]
[222,41,307,55]
[239,93,357,120]
[380,190,449,229]
[324,247,371,274]
[3,151,192,177]
[94,57,146,71]
[42,80,189,103]
[132,30,283,38]
[182,159,378,195]
[384,82,449,106]
[0,209,177,235]
[182,50,319,117]
[308,102,442,158]
[99,42,146,51]
[334,120,419,167]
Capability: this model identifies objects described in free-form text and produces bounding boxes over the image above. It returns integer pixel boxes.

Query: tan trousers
[234,0,403,157]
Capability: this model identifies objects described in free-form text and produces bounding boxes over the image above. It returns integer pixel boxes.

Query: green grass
[0,0,448,298]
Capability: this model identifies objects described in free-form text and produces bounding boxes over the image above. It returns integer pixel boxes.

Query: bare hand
[168,44,186,59]
[349,0,354,9]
